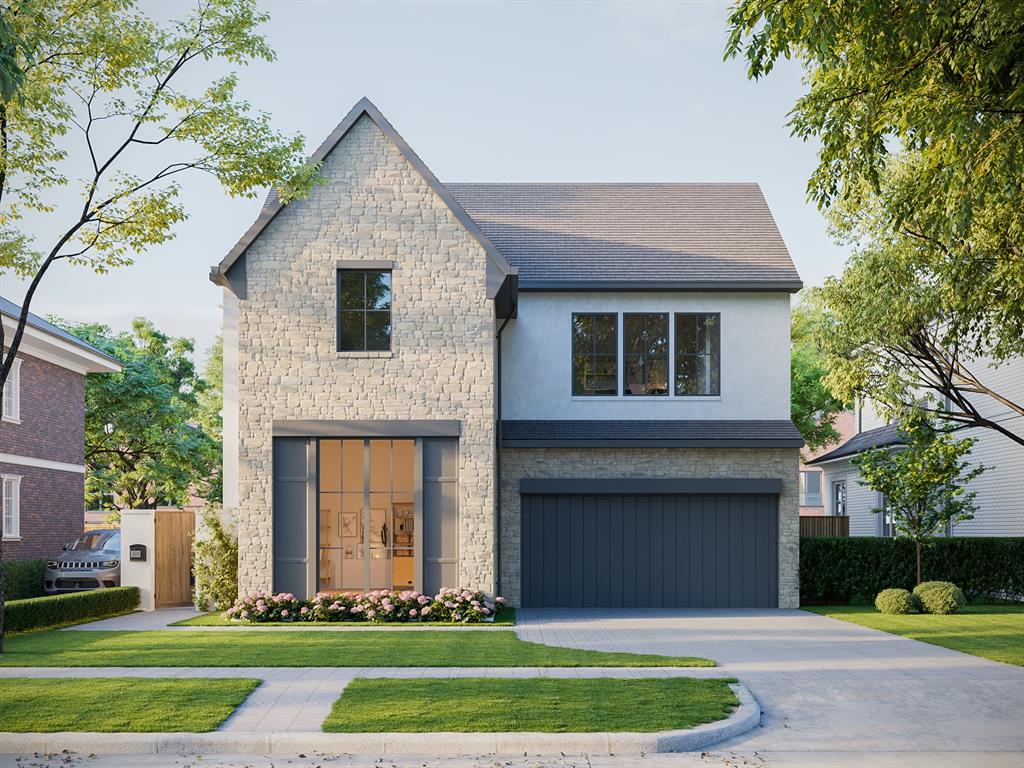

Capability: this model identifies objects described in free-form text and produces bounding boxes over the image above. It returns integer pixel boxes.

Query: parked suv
[44,529,121,594]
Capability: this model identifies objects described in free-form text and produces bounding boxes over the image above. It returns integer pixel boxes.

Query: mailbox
[129,544,147,562]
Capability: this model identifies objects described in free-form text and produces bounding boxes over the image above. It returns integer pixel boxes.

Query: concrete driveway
[516,608,1024,759]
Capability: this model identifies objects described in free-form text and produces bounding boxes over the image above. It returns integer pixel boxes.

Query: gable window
[623,313,668,396]
[2,475,20,540]
[799,470,822,506]
[572,313,617,396]
[2,357,20,423]
[832,480,847,517]
[674,313,720,396]
[337,270,392,352]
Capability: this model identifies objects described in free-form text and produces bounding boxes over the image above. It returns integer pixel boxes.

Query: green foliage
[192,507,237,612]
[914,581,967,615]
[874,588,917,615]
[54,318,219,509]
[3,560,44,600]
[851,414,985,581]
[197,336,223,503]
[800,537,1024,604]
[726,1,1024,439]
[790,290,847,452]
[5,587,139,633]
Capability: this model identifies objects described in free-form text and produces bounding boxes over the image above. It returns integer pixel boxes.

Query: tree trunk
[915,539,922,585]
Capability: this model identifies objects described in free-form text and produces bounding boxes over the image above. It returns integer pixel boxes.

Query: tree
[852,414,985,584]
[790,290,847,453]
[58,318,220,511]
[197,335,223,504]
[0,0,317,650]
[726,1,1024,444]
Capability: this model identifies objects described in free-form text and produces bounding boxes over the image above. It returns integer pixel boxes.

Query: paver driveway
[516,608,1024,755]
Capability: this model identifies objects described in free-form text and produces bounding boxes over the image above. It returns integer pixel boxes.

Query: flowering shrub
[225,588,507,624]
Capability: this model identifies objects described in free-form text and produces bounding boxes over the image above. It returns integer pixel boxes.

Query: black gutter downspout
[494,278,516,600]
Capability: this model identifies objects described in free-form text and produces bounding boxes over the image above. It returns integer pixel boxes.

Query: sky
[3,0,850,364]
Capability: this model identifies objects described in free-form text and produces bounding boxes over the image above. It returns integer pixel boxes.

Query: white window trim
[2,357,21,424]
[2,474,21,541]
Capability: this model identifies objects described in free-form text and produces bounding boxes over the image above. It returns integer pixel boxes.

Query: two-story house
[1,296,122,561]
[211,98,804,609]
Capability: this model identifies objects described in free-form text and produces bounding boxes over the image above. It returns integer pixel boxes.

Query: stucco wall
[227,114,496,595]
[500,292,791,420]
[499,447,800,608]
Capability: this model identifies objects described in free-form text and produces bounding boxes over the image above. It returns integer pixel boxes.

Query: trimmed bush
[5,586,140,633]
[913,581,966,615]
[875,588,918,614]
[800,537,1024,604]
[3,559,45,600]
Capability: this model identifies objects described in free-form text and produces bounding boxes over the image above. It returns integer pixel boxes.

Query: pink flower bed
[225,588,507,624]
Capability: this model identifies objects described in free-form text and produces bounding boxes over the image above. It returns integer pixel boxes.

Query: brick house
[211,98,805,608]
[1,296,121,560]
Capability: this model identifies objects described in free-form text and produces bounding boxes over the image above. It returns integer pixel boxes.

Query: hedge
[800,537,1024,604]
[3,559,45,600]
[4,586,140,633]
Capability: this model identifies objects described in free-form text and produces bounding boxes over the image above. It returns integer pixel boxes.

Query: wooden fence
[800,516,849,537]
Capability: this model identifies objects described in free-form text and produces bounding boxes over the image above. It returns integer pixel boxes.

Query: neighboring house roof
[212,98,802,298]
[447,183,802,291]
[501,420,804,448]
[0,295,121,372]
[211,97,514,300]
[804,423,904,465]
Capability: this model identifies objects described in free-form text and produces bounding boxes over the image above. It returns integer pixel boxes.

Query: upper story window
[571,313,617,396]
[674,313,720,396]
[2,474,20,540]
[2,358,21,423]
[799,470,822,506]
[623,313,668,396]
[337,270,391,352]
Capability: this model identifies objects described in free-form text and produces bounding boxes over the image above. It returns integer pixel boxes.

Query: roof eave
[517,279,803,293]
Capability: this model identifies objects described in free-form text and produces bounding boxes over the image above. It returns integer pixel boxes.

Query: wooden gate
[154,508,195,607]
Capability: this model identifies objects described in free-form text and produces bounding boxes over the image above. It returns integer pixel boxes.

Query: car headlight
[46,561,59,568]
[101,560,119,568]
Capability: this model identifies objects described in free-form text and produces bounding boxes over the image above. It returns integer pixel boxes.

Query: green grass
[0,678,259,732]
[173,607,517,627]
[322,677,738,732]
[0,629,713,668]
[805,604,1024,666]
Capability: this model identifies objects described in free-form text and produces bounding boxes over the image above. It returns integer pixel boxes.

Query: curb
[0,684,759,756]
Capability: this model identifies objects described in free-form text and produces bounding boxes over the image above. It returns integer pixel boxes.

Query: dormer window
[337,269,392,352]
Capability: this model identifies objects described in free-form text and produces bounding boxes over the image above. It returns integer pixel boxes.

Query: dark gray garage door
[520,488,778,608]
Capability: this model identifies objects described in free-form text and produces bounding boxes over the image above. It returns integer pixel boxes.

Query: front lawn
[322,677,738,732]
[806,604,1024,666]
[0,677,259,732]
[173,607,517,627]
[0,629,713,668]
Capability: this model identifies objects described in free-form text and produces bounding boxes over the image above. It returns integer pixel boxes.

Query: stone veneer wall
[499,447,800,608]
[232,115,495,595]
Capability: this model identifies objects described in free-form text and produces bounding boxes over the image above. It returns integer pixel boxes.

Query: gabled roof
[211,97,514,299]
[502,420,804,448]
[804,423,904,465]
[447,183,802,291]
[0,295,122,372]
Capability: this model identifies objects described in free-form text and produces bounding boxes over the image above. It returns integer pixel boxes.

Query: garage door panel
[521,491,779,608]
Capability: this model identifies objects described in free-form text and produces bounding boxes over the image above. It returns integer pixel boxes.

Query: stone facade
[231,115,496,595]
[499,447,800,608]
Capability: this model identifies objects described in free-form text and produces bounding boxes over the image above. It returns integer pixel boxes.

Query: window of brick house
[2,475,20,540]
[2,357,21,423]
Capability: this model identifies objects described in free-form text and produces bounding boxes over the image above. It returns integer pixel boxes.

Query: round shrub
[913,581,966,615]
[875,588,918,614]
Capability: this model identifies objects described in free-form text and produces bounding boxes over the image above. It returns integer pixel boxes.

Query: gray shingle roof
[804,423,903,465]
[446,183,801,289]
[0,295,120,364]
[501,420,804,447]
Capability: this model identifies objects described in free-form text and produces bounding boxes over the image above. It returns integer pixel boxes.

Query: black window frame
[571,312,618,396]
[673,312,721,397]
[622,312,669,397]
[337,269,392,352]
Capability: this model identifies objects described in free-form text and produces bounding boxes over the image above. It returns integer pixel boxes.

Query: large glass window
[572,313,617,396]
[674,313,720,396]
[337,270,391,352]
[623,313,668,396]
[799,471,823,506]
